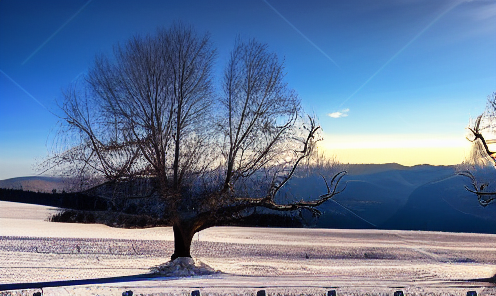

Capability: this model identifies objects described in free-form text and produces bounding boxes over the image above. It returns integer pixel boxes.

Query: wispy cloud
[337,0,463,108]
[328,108,349,118]
[22,0,93,65]
[465,0,496,21]
[0,69,48,110]
[263,0,339,68]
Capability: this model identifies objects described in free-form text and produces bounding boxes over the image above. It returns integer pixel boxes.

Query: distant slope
[3,164,495,234]
[282,165,455,227]
[381,175,496,233]
[345,163,408,175]
[0,176,68,193]
[328,166,454,226]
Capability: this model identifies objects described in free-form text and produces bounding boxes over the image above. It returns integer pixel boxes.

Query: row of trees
[42,24,345,260]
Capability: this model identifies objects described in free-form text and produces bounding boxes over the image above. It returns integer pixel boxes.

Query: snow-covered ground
[1,200,496,295]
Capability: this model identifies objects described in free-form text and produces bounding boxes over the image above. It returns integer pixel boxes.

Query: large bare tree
[459,92,496,206]
[45,25,345,261]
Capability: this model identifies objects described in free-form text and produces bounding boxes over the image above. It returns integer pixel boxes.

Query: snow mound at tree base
[150,257,221,277]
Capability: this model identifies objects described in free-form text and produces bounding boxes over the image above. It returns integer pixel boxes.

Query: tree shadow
[0,273,163,291]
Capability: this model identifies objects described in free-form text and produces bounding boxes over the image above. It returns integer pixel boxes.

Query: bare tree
[43,26,345,262]
[459,92,496,206]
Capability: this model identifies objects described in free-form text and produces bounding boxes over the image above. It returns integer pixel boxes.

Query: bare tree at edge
[42,25,346,262]
[458,92,496,206]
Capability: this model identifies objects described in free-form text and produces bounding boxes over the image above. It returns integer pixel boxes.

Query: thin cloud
[328,108,349,118]
[22,0,93,65]
[0,69,48,111]
[263,0,339,68]
[337,0,463,108]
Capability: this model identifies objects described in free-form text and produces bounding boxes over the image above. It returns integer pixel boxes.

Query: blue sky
[0,0,495,179]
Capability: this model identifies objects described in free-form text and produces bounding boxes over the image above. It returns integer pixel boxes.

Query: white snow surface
[1,200,496,295]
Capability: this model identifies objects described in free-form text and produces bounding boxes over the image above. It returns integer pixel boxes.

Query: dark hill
[381,175,496,233]
[2,164,495,233]
[345,163,408,175]
[282,165,455,227]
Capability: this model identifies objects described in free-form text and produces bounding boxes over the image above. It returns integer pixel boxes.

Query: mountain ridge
[1,163,494,234]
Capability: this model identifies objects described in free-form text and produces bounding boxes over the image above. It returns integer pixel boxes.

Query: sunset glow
[321,134,471,165]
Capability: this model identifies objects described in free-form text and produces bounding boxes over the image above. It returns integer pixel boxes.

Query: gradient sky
[1,0,495,179]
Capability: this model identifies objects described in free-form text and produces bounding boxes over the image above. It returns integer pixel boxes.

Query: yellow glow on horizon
[324,147,468,166]
[320,133,472,166]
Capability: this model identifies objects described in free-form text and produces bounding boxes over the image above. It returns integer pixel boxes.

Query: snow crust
[1,201,496,295]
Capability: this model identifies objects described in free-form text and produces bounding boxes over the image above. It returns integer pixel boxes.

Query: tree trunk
[171,223,194,260]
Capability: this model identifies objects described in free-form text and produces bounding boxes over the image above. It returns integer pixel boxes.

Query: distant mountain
[281,164,456,228]
[279,164,496,233]
[345,163,409,175]
[2,164,495,233]
[0,176,68,193]
[381,174,496,233]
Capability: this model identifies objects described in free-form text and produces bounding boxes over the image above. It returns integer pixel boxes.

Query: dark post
[256,290,266,296]
[467,292,477,296]
[327,290,337,296]
[191,290,201,296]
[394,291,404,296]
